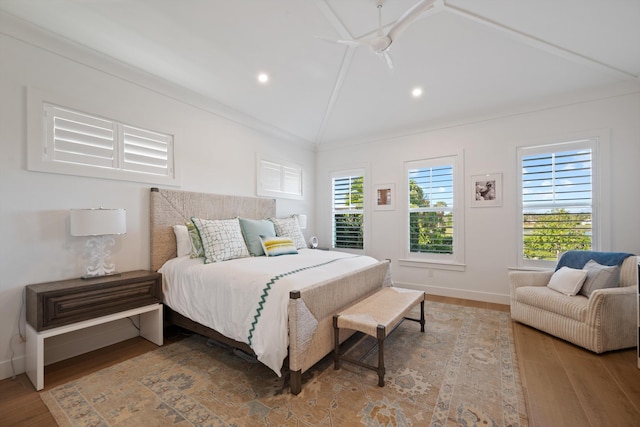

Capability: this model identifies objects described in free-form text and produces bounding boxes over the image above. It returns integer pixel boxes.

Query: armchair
[509,251,638,353]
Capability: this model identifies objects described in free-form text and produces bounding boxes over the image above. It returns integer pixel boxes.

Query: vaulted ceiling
[1,0,639,147]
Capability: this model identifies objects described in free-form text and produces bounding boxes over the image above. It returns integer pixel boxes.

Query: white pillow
[173,224,191,257]
[547,267,588,296]
[269,215,307,249]
[190,217,250,263]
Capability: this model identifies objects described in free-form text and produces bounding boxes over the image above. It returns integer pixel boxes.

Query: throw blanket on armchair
[555,250,634,271]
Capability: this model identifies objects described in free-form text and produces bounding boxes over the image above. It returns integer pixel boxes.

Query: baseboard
[0,353,25,382]
[393,281,511,305]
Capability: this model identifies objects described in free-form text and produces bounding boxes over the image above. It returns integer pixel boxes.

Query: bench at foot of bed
[332,287,425,387]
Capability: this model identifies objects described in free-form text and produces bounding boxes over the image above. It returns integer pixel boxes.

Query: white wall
[317,91,640,304]
[0,22,314,380]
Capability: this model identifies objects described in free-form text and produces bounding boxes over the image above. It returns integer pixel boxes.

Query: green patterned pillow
[186,221,204,258]
[191,217,249,263]
[269,215,306,249]
[260,236,298,257]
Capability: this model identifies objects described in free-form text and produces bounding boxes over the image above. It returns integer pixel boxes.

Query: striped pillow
[260,236,298,257]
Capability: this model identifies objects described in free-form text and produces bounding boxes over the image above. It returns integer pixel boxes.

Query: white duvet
[159,249,378,376]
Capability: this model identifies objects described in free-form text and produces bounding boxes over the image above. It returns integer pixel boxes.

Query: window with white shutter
[34,102,176,184]
[332,171,364,250]
[256,156,303,199]
[518,139,597,267]
[403,154,463,265]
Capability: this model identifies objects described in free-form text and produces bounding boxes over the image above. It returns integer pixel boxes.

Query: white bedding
[159,249,378,376]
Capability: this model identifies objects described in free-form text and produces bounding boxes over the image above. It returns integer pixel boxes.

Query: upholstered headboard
[149,187,276,272]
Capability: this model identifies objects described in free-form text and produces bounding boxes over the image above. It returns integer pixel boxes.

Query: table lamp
[70,208,126,278]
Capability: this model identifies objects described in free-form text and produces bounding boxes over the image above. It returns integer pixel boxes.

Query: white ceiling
[1,0,639,147]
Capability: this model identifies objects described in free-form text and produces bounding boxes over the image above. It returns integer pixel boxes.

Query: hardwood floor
[1,297,638,426]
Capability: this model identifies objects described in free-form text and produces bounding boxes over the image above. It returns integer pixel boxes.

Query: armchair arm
[586,285,638,328]
[508,270,553,297]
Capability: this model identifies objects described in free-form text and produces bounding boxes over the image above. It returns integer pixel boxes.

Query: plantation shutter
[43,103,174,179]
[257,158,303,199]
[521,142,593,261]
[408,164,454,254]
[45,105,116,168]
[332,174,364,249]
[121,125,172,176]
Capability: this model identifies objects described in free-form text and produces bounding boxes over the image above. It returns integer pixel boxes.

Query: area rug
[41,301,528,426]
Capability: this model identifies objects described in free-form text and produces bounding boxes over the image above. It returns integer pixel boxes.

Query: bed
[149,187,390,394]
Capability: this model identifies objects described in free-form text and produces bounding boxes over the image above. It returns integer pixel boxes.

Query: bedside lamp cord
[9,289,26,380]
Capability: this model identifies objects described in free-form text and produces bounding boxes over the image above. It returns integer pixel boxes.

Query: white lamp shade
[297,214,307,230]
[70,208,126,236]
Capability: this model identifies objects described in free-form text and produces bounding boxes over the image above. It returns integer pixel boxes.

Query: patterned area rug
[41,301,528,426]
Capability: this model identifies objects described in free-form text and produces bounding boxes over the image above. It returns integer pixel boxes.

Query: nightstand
[25,270,163,390]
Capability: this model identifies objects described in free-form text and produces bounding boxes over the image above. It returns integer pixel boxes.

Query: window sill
[398,259,466,272]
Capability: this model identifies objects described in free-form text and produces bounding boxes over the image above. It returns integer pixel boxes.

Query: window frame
[517,137,606,269]
[331,169,365,252]
[256,154,304,200]
[27,88,179,186]
[403,154,464,266]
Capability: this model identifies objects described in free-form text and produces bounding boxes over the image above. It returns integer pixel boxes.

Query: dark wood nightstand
[25,270,163,390]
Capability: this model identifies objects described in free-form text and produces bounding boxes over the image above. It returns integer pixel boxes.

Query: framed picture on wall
[375,183,395,210]
[471,173,502,207]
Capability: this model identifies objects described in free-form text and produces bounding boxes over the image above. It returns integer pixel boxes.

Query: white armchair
[509,252,638,353]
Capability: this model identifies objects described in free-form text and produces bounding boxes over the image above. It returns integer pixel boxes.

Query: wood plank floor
[1,296,638,426]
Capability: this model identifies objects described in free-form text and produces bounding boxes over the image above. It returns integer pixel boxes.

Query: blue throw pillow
[239,218,276,256]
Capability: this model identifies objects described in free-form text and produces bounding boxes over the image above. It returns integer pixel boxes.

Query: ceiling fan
[329,0,439,69]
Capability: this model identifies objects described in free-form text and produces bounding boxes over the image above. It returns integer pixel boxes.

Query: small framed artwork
[471,173,502,207]
[375,183,395,211]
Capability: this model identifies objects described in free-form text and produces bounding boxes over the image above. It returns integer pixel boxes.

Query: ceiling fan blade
[315,35,362,47]
[388,0,438,42]
[383,51,394,69]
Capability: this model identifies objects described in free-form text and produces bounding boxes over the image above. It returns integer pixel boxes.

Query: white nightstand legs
[25,324,44,391]
[25,303,163,391]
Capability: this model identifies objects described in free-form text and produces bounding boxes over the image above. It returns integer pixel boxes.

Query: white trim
[393,281,510,305]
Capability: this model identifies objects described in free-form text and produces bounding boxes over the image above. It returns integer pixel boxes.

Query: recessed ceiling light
[411,87,423,98]
[257,73,269,84]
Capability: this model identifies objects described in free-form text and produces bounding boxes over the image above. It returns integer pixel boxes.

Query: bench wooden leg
[420,300,425,332]
[377,325,385,387]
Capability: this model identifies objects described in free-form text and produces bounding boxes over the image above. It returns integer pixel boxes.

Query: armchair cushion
[579,260,620,298]
[547,266,587,296]
[516,286,588,322]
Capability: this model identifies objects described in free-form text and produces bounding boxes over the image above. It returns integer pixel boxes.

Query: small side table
[25,270,163,390]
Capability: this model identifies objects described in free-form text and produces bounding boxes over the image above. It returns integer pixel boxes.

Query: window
[332,171,364,250]
[518,139,597,266]
[28,98,177,185]
[256,155,303,199]
[405,155,462,264]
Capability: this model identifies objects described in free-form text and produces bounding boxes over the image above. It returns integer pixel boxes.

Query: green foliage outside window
[523,208,591,260]
[333,175,364,249]
[409,179,453,254]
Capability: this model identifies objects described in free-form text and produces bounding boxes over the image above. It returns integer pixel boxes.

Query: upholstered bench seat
[333,287,426,386]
